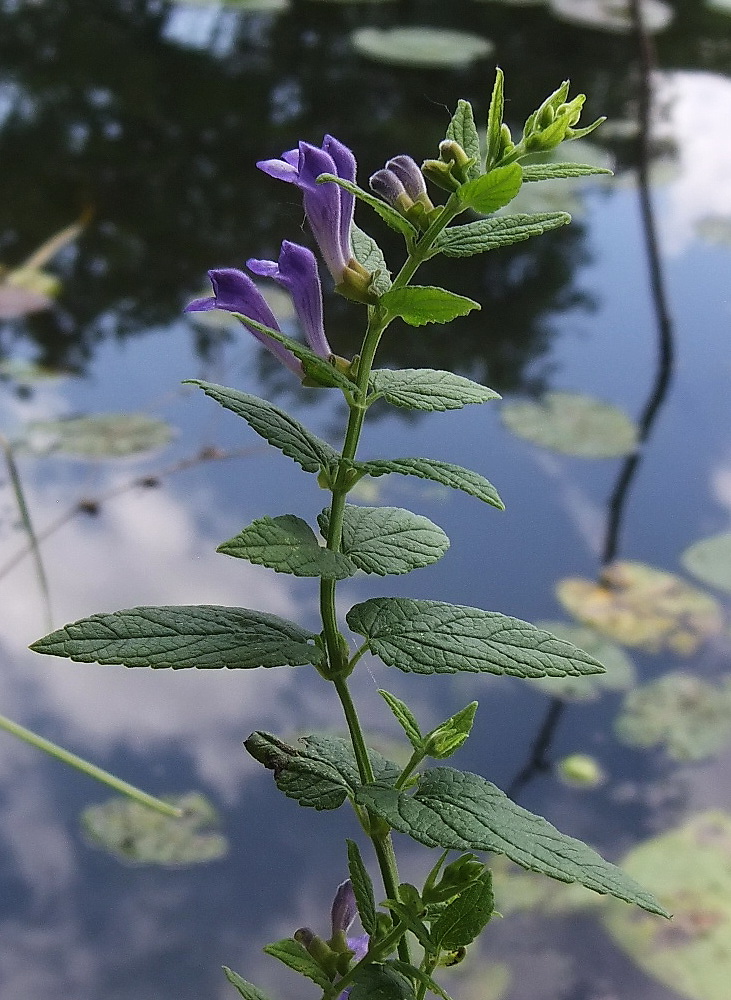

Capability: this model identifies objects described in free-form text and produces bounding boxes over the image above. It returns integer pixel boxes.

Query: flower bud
[369,168,414,214]
[438,139,475,184]
[421,158,462,193]
[385,155,430,203]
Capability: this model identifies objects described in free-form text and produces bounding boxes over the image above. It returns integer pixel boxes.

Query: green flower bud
[421,158,462,193]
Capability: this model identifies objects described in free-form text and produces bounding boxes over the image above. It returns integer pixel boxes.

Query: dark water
[1,0,731,997]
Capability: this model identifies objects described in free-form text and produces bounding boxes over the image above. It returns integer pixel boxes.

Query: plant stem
[0,713,183,818]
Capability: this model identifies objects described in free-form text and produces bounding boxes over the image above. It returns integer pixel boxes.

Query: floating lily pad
[23,413,175,458]
[548,0,673,33]
[682,532,731,595]
[557,753,605,787]
[501,392,638,457]
[615,672,731,761]
[557,561,725,655]
[528,621,636,700]
[351,26,494,68]
[81,792,228,866]
[0,359,69,382]
[603,811,731,999]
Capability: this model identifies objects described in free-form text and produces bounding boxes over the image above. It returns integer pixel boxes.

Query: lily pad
[23,413,175,458]
[556,561,725,655]
[681,531,731,595]
[528,621,636,700]
[603,812,731,1000]
[81,792,228,865]
[548,0,674,33]
[351,26,494,69]
[615,672,731,761]
[0,359,69,383]
[501,392,638,457]
[557,753,605,787]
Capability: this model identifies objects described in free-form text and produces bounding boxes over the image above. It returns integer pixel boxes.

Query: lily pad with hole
[23,413,175,458]
[681,532,731,596]
[602,812,731,1000]
[351,26,494,68]
[556,561,725,655]
[81,793,228,865]
[548,0,673,32]
[528,622,636,700]
[501,392,638,457]
[615,672,731,761]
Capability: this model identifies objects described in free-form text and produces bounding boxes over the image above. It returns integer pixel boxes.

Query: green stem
[0,713,183,818]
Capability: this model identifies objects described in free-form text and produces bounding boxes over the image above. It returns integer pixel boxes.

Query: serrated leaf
[263,939,332,992]
[380,286,479,327]
[350,964,416,1000]
[355,768,669,916]
[369,369,499,411]
[351,225,392,294]
[457,164,523,214]
[217,514,355,580]
[358,457,504,510]
[318,173,418,240]
[485,67,505,169]
[446,99,481,179]
[186,381,338,473]
[521,162,614,181]
[379,689,423,749]
[347,839,378,935]
[318,505,449,576]
[223,968,275,1000]
[30,606,323,669]
[431,871,494,948]
[434,212,571,257]
[244,732,400,810]
[346,598,606,678]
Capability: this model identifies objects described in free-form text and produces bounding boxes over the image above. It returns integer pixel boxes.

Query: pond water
[1,0,731,998]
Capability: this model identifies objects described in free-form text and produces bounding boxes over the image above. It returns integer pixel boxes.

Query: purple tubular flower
[185,268,302,374]
[331,879,369,962]
[247,241,331,360]
[385,155,428,200]
[257,136,357,284]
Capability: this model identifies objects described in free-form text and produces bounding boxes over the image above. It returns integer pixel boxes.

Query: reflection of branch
[601,0,675,567]
[507,699,565,798]
[0,444,262,585]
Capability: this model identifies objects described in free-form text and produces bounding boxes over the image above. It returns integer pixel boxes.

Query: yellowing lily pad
[603,812,731,1000]
[556,561,724,655]
[81,792,228,866]
[615,672,731,761]
[528,621,636,700]
[681,532,731,596]
[501,392,638,457]
[548,0,673,33]
[23,413,175,458]
[351,27,494,68]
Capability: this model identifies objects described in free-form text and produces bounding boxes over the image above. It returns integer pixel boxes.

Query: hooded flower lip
[331,879,369,962]
[247,241,331,360]
[385,155,428,201]
[257,136,357,284]
[185,267,302,375]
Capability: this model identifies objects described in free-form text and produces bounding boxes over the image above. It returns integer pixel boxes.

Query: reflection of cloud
[654,72,731,254]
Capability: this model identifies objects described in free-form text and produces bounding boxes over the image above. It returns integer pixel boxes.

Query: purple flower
[331,879,369,963]
[257,136,357,284]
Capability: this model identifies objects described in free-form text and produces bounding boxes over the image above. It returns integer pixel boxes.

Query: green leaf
[30,606,323,669]
[434,212,571,257]
[445,99,481,179]
[358,457,504,510]
[223,968,276,1000]
[346,598,606,678]
[244,732,400,810]
[424,702,478,759]
[263,939,332,992]
[186,381,338,473]
[318,505,449,576]
[388,962,454,1000]
[355,767,669,916]
[351,225,392,295]
[522,162,614,181]
[318,173,418,240]
[378,689,423,750]
[350,964,416,1000]
[369,369,499,411]
[346,839,378,935]
[380,286,480,327]
[457,164,523,214]
[485,67,505,169]
[431,871,494,948]
[217,514,355,580]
